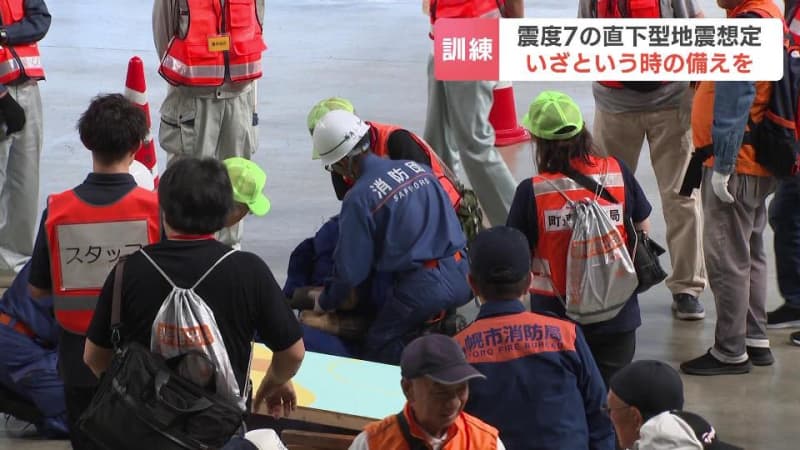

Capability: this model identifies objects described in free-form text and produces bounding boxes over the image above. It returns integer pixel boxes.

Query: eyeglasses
[601,404,631,416]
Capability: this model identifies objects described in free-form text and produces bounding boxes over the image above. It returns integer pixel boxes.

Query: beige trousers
[592,88,706,297]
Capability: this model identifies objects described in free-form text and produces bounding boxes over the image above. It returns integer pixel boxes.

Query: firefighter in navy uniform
[28,95,161,449]
[295,109,472,364]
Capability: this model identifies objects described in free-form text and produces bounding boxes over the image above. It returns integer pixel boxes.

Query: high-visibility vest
[530,156,627,296]
[159,0,266,87]
[693,0,781,177]
[369,121,463,210]
[365,404,499,450]
[594,0,665,90]
[46,188,160,335]
[0,0,45,84]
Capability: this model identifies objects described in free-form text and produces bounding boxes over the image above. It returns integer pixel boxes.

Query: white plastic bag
[565,199,638,324]
[141,249,245,410]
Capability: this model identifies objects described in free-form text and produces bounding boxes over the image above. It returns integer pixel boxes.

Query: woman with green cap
[506,90,653,385]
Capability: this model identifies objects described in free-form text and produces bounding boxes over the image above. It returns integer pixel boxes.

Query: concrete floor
[2,0,798,448]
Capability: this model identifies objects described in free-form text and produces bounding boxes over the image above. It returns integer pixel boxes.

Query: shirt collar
[476,299,526,320]
[85,172,137,186]
[404,403,461,446]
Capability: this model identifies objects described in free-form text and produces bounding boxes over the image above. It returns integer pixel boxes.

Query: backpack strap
[191,249,237,290]
[395,412,429,450]
[139,250,178,288]
[110,256,127,350]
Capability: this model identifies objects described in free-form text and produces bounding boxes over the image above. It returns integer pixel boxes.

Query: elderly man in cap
[635,410,742,450]
[606,360,685,450]
[349,334,505,450]
[456,226,614,449]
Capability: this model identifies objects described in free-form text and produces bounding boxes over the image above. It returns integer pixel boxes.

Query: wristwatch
[0,29,8,44]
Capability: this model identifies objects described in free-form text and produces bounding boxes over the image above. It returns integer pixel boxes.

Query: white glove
[711,171,735,204]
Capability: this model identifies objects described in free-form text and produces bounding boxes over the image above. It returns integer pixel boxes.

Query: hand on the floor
[711,171,735,204]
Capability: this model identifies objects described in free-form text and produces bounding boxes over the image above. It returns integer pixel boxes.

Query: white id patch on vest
[544,204,623,232]
[56,220,150,290]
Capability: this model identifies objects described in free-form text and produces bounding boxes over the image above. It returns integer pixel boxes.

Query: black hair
[534,127,597,174]
[158,157,233,234]
[77,93,148,166]
[473,276,531,300]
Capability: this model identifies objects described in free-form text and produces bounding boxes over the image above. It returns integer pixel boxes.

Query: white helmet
[311,109,370,167]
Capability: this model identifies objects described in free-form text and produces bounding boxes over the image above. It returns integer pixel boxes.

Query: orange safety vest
[159,0,266,87]
[369,121,463,210]
[0,0,45,84]
[365,404,499,450]
[45,188,160,335]
[429,0,500,23]
[530,156,627,296]
[595,0,664,90]
[692,0,781,177]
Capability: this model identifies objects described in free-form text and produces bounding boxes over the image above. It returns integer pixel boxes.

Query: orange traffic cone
[124,56,159,187]
[488,81,530,147]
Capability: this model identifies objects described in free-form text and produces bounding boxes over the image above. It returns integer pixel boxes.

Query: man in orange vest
[153,0,266,249]
[27,94,161,449]
[680,0,781,376]
[579,0,709,322]
[349,334,505,450]
[0,0,50,287]
[424,0,524,227]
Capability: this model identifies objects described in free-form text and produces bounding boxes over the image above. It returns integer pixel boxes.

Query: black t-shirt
[87,239,303,392]
[27,173,139,387]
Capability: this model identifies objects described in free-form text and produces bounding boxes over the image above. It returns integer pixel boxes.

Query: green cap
[307,97,355,159]
[223,157,271,216]
[521,90,584,141]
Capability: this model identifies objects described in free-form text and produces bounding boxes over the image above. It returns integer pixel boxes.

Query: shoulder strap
[139,250,177,288]
[396,412,429,450]
[191,249,237,290]
[561,166,620,204]
[110,256,127,349]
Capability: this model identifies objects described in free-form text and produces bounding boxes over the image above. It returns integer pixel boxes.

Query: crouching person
[349,334,505,450]
[0,260,67,438]
[84,157,306,444]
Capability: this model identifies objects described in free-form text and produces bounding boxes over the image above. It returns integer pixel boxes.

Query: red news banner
[433,18,784,82]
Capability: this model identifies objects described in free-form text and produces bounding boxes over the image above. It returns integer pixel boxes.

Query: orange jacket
[365,404,499,450]
[0,0,45,84]
[159,0,266,86]
[46,188,160,335]
[692,0,781,177]
[369,121,462,210]
[530,156,627,296]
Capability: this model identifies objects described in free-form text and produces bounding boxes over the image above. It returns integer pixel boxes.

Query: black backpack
[744,10,800,177]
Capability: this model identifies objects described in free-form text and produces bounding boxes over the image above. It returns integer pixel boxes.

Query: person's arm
[712,81,755,175]
[152,0,177,59]
[506,179,539,249]
[318,198,375,311]
[2,0,51,45]
[84,265,119,378]
[84,339,113,378]
[618,159,653,232]
[503,0,525,18]
[28,209,52,300]
[253,338,305,418]
[574,328,617,450]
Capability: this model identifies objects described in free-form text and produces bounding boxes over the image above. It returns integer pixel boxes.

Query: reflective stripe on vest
[159,0,266,87]
[0,0,45,84]
[368,121,463,209]
[530,156,627,297]
[46,188,160,335]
